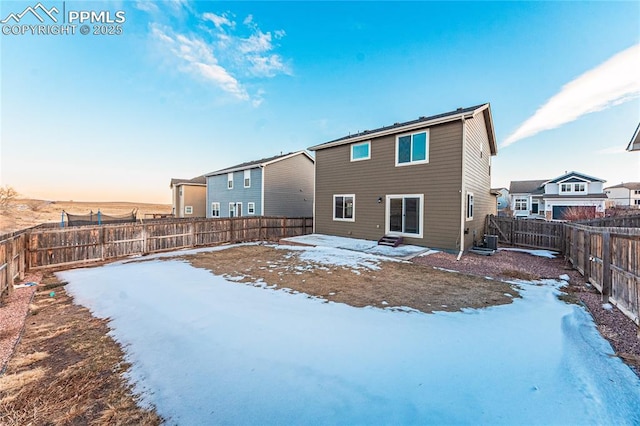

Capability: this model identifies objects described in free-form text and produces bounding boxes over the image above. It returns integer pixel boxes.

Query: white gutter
[260,165,265,215]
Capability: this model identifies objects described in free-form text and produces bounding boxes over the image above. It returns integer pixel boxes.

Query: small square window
[184,206,193,215]
[350,142,370,161]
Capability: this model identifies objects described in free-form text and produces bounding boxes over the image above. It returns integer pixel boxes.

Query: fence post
[142,224,148,255]
[100,227,105,261]
[7,237,15,293]
[281,217,286,239]
[582,229,591,281]
[191,220,196,248]
[601,230,611,303]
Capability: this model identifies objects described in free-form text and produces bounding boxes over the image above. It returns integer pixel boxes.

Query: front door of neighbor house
[388,196,420,235]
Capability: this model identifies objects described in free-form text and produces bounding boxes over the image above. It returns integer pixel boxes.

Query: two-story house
[205,151,314,218]
[604,182,640,208]
[308,103,497,253]
[510,171,608,220]
[170,175,207,217]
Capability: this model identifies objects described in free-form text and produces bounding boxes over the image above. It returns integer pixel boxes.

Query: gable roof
[509,180,547,195]
[546,171,605,184]
[169,175,206,188]
[604,182,640,190]
[627,122,640,152]
[205,150,314,177]
[308,103,497,155]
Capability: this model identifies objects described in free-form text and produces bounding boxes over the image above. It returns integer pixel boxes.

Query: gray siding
[264,153,314,217]
[314,120,464,251]
[462,111,494,249]
[206,168,263,218]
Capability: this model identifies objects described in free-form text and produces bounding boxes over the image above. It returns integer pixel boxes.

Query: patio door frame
[385,194,424,238]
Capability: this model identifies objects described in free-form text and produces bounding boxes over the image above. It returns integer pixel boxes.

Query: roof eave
[308,108,482,151]
[627,122,640,151]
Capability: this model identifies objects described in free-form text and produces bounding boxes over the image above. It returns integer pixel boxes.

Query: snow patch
[499,247,558,258]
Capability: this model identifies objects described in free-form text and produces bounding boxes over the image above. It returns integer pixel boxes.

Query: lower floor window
[515,198,527,210]
[229,203,236,218]
[248,202,255,214]
[333,194,355,221]
[211,202,220,217]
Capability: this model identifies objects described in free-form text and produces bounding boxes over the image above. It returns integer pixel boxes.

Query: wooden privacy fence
[0,216,312,300]
[565,225,640,326]
[27,216,313,270]
[0,231,27,300]
[485,215,565,251]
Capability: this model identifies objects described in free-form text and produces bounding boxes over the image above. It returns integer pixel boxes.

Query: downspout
[458,116,467,261]
[312,156,316,233]
[260,165,265,215]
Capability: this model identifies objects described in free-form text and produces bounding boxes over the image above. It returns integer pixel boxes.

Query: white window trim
[236,202,242,217]
[514,197,528,211]
[466,192,474,221]
[211,202,220,218]
[248,202,255,215]
[350,141,371,162]
[227,173,233,190]
[184,206,193,215]
[333,194,355,222]
[244,169,251,188]
[385,194,424,238]
[229,202,235,217]
[395,130,429,167]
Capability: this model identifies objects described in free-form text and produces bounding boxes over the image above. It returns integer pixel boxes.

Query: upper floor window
[351,142,371,161]
[635,190,640,195]
[396,130,429,166]
[244,170,251,188]
[227,173,233,189]
[560,182,587,193]
[635,199,640,205]
[333,194,355,222]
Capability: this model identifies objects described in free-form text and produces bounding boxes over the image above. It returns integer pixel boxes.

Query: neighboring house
[170,176,207,217]
[491,187,510,216]
[626,122,640,152]
[510,171,608,220]
[308,103,497,252]
[604,182,640,208]
[205,151,314,218]
[509,180,547,219]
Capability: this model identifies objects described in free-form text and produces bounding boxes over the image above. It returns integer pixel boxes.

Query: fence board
[0,232,27,301]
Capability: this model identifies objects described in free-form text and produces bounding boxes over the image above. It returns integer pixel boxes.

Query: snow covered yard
[60,244,640,425]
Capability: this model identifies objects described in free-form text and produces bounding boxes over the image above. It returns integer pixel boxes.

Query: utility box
[484,235,498,250]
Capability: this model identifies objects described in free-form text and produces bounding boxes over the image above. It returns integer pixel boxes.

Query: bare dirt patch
[181,244,520,313]
[0,274,162,425]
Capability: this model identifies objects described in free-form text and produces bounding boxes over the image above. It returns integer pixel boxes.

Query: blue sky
[1,0,639,203]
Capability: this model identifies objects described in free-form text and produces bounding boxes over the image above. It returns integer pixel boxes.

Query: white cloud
[202,12,235,31]
[596,146,627,155]
[151,24,249,101]
[134,1,159,14]
[502,43,640,148]
[143,6,291,106]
